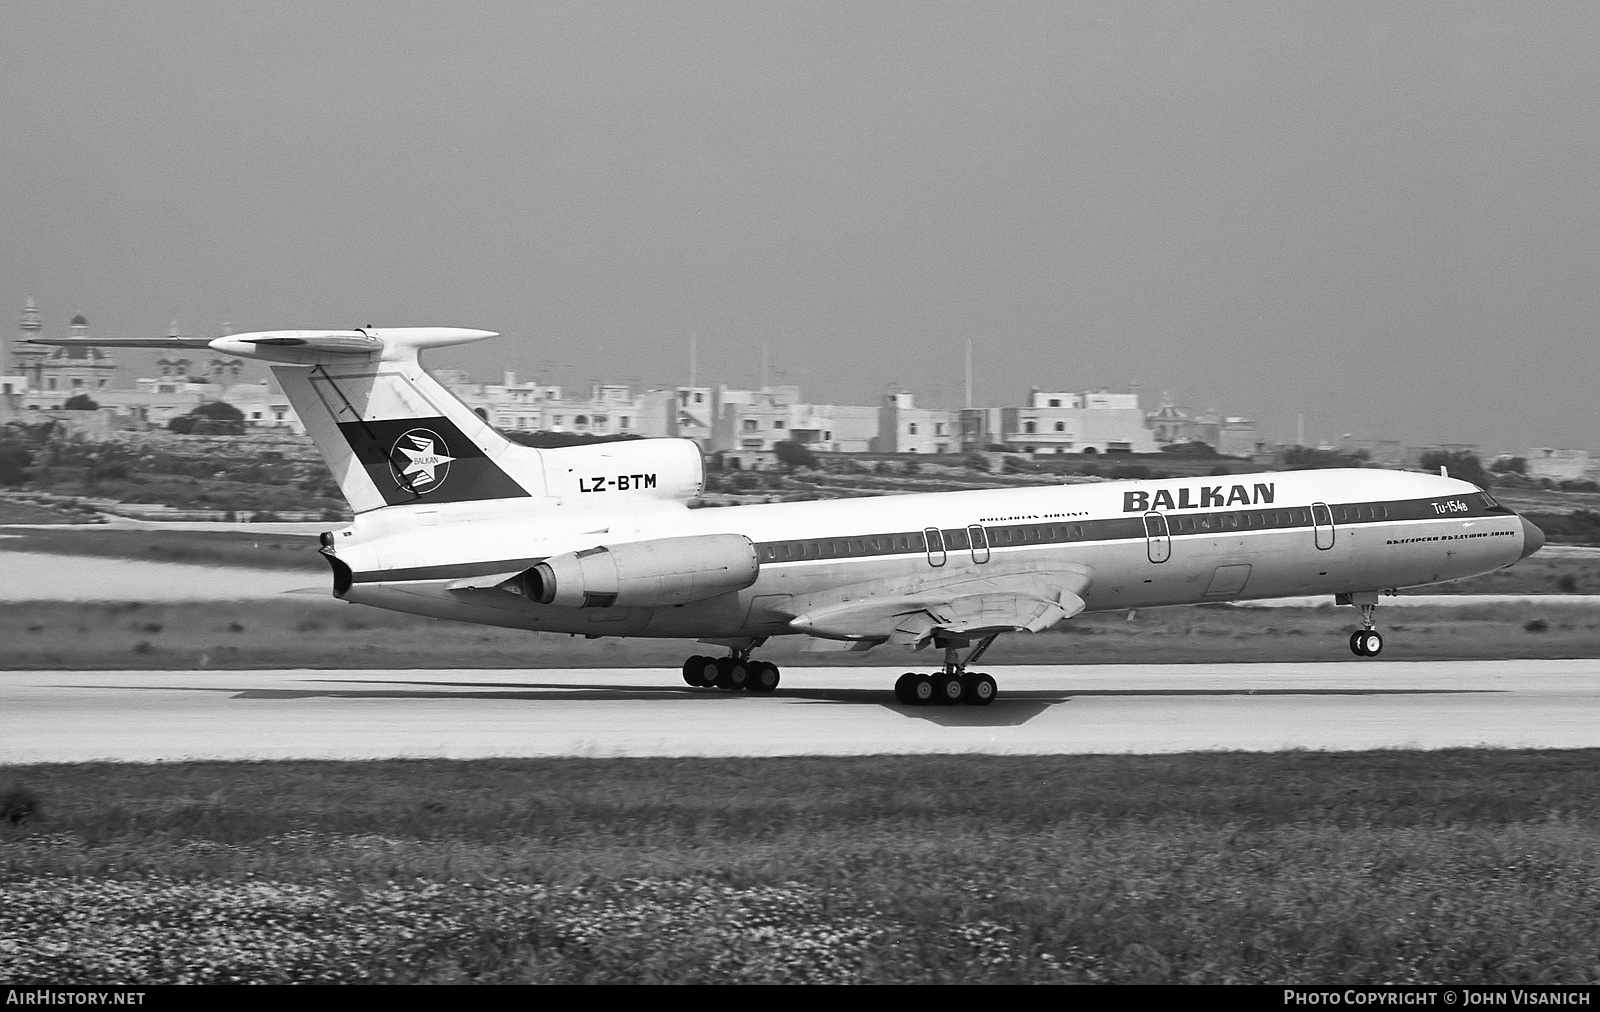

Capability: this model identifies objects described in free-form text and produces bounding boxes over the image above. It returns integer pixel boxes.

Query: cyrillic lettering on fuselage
[1123,483,1276,513]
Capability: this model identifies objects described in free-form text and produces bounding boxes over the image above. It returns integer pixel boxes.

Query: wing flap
[790,569,1091,647]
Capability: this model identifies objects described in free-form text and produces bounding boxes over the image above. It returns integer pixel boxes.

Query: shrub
[62,393,99,411]
[1,787,39,825]
[772,440,819,470]
[1159,441,1218,457]
[1282,446,1366,470]
[1419,450,1487,486]
[193,400,246,421]
[191,418,246,436]
[0,444,32,485]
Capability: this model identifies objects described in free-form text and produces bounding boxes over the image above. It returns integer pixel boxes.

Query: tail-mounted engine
[512,533,759,609]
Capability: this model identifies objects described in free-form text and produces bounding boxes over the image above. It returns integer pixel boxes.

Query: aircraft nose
[1520,516,1546,559]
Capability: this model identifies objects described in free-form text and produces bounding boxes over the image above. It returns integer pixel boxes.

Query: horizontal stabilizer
[25,327,493,363]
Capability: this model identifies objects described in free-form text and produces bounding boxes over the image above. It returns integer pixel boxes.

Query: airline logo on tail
[336,416,530,507]
[390,429,456,492]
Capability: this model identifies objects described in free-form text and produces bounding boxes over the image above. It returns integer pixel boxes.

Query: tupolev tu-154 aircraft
[31,327,1545,705]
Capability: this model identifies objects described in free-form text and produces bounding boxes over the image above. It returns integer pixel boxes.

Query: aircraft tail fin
[256,329,545,513]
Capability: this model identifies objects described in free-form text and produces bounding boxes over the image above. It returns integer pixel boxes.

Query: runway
[4,660,1599,763]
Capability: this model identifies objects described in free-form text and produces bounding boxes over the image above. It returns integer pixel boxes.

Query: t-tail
[23,327,704,515]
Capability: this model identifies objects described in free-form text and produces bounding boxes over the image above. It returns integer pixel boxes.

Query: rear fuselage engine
[516,533,759,609]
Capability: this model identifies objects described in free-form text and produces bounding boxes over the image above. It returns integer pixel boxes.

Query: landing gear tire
[747,661,780,693]
[714,657,749,691]
[933,672,965,705]
[894,672,922,705]
[910,674,935,705]
[683,655,717,687]
[1350,630,1384,656]
[962,672,997,706]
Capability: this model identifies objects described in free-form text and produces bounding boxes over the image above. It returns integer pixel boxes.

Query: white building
[1525,448,1591,482]
[714,385,879,453]
[440,371,667,439]
[872,392,953,455]
[998,389,1158,455]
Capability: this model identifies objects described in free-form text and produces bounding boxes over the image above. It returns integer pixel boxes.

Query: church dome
[47,344,108,362]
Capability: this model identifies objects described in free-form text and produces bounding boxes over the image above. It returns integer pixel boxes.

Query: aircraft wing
[787,569,1092,649]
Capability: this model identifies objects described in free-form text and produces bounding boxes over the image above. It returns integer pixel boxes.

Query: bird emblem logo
[388,428,456,493]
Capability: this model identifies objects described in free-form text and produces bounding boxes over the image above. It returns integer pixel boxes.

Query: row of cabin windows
[1164,506,1386,534]
[1332,504,1390,523]
[759,503,1403,563]
[761,524,1094,563]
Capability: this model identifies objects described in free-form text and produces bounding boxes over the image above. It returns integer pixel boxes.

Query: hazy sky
[3,2,1596,449]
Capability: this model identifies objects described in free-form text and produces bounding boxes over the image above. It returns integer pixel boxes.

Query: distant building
[660,386,716,446]
[9,296,48,393]
[1145,393,1259,457]
[1525,448,1591,482]
[1337,438,1405,468]
[715,385,878,453]
[439,371,666,439]
[996,389,1157,455]
[4,301,303,432]
[872,392,953,454]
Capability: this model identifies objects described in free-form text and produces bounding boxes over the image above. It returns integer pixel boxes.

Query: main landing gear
[1340,592,1385,657]
[894,634,999,707]
[681,650,780,693]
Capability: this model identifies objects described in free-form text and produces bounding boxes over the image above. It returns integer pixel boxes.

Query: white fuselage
[325,467,1533,643]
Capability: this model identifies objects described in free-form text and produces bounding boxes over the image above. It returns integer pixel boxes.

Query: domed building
[37,313,118,399]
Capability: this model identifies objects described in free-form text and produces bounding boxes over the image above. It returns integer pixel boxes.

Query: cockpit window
[1478,491,1502,510]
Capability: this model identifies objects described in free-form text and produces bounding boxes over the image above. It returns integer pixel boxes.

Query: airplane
[29,327,1546,705]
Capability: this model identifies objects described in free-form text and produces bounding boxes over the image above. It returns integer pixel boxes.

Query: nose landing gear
[1339,592,1386,657]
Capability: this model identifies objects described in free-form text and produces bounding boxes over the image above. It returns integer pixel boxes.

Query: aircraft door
[1312,502,1335,551]
[968,524,990,564]
[1144,512,1171,563]
[923,527,947,567]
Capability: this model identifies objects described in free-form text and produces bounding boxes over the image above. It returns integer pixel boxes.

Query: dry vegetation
[3,752,1598,983]
[4,595,1600,671]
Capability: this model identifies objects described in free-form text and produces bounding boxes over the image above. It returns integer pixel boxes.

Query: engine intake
[519,534,759,608]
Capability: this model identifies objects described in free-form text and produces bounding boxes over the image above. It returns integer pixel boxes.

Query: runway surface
[4,660,1599,763]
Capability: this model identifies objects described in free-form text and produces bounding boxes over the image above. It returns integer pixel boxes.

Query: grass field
[3,751,1598,983]
[0,526,325,570]
[4,596,1600,670]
